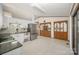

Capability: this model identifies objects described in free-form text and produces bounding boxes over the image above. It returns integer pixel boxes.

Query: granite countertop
[0,31,28,35]
[11,31,28,34]
[0,27,28,35]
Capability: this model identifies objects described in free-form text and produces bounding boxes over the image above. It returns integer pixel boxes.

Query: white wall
[0,4,3,29]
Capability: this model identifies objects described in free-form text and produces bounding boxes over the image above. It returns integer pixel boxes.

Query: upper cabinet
[64,22,67,32]
[0,4,3,29]
[54,21,68,40]
[40,22,51,37]
[40,22,51,31]
[0,4,12,31]
[54,21,68,32]
[60,23,64,32]
[3,11,12,28]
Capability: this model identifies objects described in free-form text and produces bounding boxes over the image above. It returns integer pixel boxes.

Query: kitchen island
[11,32,29,45]
[0,35,22,54]
[0,31,29,54]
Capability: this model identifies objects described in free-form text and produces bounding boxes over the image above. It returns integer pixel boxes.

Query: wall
[0,4,3,29]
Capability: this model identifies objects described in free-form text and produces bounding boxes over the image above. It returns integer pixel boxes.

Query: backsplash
[0,24,27,34]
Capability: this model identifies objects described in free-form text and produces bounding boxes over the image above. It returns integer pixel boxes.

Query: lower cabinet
[54,31,68,40]
[54,21,68,41]
[11,33,25,44]
[40,30,51,37]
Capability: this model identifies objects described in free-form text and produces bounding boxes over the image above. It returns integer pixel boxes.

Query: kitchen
[0,3,75,55]
[0,4,38,54]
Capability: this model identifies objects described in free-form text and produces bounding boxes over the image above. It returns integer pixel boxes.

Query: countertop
[0,31,28,35]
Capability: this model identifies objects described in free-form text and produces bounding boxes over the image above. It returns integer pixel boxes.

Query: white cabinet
[0,4,3,29]
[11,34,25,45]
[3,12,12,28]
[3,16,10,28]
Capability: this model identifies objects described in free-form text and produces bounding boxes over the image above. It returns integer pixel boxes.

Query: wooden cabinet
[40,30,51,37]
[54,21,68,40]
[0,5,3,29]
[40,22,51,37]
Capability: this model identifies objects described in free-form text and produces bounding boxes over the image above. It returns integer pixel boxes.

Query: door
[78,11,79,54]
[72,8,79,55]
[73,13,78,54]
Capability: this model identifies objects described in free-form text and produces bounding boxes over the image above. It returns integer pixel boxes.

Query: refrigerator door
[30,33,37,40]
[29,24,37,33]
[28,24,37,40]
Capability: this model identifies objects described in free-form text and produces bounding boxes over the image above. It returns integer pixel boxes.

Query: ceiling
[2,3,73,20]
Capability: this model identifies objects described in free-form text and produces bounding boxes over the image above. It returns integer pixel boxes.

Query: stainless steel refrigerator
[28,23,37,41]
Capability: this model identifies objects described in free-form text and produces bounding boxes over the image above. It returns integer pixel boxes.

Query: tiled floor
[3,36,73,55]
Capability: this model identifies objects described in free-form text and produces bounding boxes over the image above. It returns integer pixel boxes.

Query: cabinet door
[64,22,67,32]
[60,22,64,32]
[11,34,24,44]
[40,24,44,30]
[0,5,3,29]
[48,24,51,31]
[54,21,68,40]
[54,23,57,31]
[57,23,60,32]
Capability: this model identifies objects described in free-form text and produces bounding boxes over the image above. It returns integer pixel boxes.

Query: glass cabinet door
[64,22,67,32]
[54,23,57,31]
[57,23,59,31]
[61,23,63,32]
[40,24,44,30]
[48,24,51,31]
